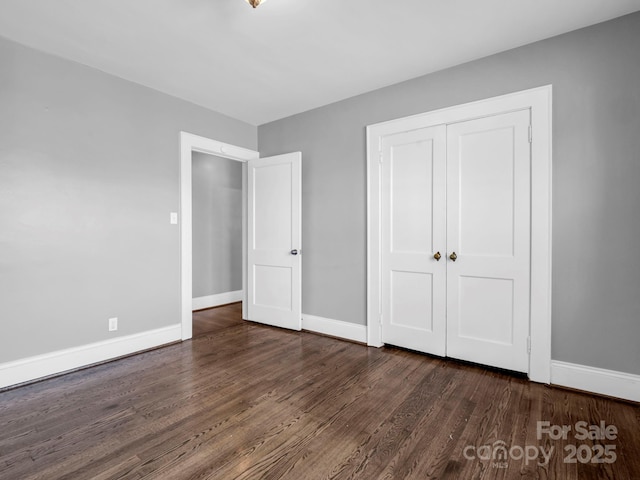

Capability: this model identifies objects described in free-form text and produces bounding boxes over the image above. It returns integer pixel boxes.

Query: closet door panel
[446,109,531,373]
[380,126,447,355]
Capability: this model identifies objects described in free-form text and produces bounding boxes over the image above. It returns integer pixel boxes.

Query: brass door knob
[433,251,442,261]
[449,252,457,262]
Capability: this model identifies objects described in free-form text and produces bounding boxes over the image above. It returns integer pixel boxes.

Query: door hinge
[527,336,531,354]
[528,125,532,143]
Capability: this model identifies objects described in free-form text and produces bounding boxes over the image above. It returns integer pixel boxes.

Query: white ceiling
[1,0,639,125]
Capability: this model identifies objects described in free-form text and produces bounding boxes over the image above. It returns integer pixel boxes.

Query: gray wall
[0,36,256,363]
[192,153,242,298]
[259,12,640,375]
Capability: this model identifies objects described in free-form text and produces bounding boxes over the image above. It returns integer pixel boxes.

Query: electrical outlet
[108,317,118,332]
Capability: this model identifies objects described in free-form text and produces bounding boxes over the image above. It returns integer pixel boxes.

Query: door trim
[179,132,259,340]
[366,86,552,383]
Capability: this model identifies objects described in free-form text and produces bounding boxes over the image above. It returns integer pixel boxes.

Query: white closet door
[381,126,447,355]
[446,110,531,372]
[247,152,302,330]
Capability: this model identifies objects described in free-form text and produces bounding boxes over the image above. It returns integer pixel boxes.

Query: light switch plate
[108,317,118,332]
[170,212,178,224]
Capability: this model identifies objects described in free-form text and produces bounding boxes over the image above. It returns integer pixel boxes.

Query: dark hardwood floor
[1,303,638,479]
[192,302,244,337]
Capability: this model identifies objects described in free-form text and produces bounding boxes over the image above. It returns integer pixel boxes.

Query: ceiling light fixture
[245,0,267,8]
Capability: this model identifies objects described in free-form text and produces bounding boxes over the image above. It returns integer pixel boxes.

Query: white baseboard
[302,314,367,344]
[0,325,182,389]
[551,360,640,403]
[192,290,242,311]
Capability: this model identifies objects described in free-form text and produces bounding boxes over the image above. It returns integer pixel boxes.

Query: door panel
[253,265,292,310]
[247,152,301,330]
[458,276,514,344]
[254,163,292,250]
[390,271,434,331]
[381,126,446,355]
[459,127,515,257]
[446,110,531,372]
[391,141,434,254]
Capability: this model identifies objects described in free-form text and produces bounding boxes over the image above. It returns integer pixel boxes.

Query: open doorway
[191,152,242,309]
[191,153,243,336]
[179,132,259,340]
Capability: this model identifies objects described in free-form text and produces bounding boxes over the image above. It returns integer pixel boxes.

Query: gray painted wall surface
[258,12,640,375]
[0,37,256,363]
[192,153,242,298]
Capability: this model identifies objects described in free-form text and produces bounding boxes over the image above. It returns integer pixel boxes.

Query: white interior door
[380,126,447,355]
[247,152,301,330]
[446,109,531,372]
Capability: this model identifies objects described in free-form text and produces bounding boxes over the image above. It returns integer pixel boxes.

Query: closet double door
[380,109,531,373]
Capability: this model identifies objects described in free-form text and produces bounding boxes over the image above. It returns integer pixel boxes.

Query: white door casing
[367,86,552,383]
[247,152,302,330]
[180,132,258,341]
[381,126,447,355]
[445,110,531,373]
